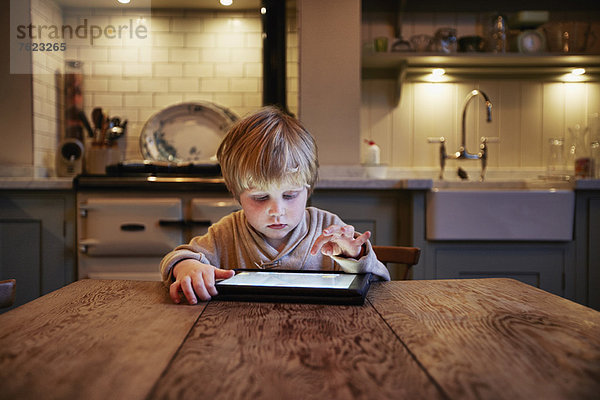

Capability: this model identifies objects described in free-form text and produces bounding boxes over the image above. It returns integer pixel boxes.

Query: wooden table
[1,278,599,400]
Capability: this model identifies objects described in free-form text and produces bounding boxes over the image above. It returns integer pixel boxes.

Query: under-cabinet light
[425,68,448,82]
[220,0,233,6]
[562,68,587,82]
[117,0,131,4]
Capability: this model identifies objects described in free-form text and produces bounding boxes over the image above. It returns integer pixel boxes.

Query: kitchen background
[4,0,600,178]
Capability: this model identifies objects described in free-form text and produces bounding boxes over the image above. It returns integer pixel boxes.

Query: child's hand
[310,224,371,259]
[169,259,235,304]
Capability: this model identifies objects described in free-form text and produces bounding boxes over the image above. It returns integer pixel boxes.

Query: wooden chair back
[372,246,421,280]
[0,279,17,309]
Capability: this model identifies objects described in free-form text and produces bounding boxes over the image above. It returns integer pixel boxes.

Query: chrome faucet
[428,89,498,181]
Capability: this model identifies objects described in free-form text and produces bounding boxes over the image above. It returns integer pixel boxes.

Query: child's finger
[341,225,355,238]
[180,275,199,304]
[353,231,371,246]
[192,276,211,302]
[169,281,182,304]
[310,233,332,255]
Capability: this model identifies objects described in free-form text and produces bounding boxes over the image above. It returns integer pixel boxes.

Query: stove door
[190,198,240,237]
[79,198,183,256]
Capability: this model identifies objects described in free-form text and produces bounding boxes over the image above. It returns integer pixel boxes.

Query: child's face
[239,183,308,250]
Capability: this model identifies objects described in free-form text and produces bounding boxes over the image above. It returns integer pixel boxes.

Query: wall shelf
[362,52,600,79]
[362,52,600,104]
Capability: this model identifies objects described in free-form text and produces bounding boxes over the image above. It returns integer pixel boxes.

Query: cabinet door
[78,198,183,256]
[310,190,399,245]
[429,243,569,296]
[190,198,240,238]
[0,193,75,310]
[587,196,600,309]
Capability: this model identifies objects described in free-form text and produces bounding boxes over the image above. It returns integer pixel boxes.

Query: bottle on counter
[363,139,386,179]
[569,124,595,179]
[364,139,381,165]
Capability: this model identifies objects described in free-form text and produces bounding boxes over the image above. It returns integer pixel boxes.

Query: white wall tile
[201,78,229,92]
[153,94,184,108]
[124,93,153,107]
[108,78,139,92]
[171,17,204,32]
[153,32,184,47]
[183,63,214,78]
[85,78,109,91]
[169,78,199,92]
[169,47,200,63]
[214,93,243,107]
[123,63,152,77]
[110,47,139,62]
[185,33,217,48]
[94,62,123,76]
[217,33,245,48]
[138,79,168,92]
[201,48,230,63]
[154,63,183,77]
[149,17,171,32]
[230,48,261,63]
[215,63,244,78]
[230,78,259,92]
[94,93,123,108]
[244,63,261,78]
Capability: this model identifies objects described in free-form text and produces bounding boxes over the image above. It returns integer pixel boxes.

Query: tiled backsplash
[31,0,64,177]
[29,1,298,175]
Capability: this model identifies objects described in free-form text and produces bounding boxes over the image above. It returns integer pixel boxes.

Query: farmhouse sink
[426,180,575,241]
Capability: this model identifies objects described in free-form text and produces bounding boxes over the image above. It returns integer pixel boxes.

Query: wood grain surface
[0,279,202,400]
[148,300,445,400]
[368,279,600,400]
[2,278,598,400]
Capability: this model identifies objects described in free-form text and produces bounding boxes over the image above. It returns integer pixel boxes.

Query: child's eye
[252,195,269,201]
[283,192,299,200]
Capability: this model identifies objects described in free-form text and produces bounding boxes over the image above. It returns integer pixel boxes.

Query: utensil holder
[85,143,121,175]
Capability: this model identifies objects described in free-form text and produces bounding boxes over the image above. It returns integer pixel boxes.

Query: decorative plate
[140,102,237,163]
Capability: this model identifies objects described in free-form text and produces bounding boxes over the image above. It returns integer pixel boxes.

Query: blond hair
[217,106,319,199]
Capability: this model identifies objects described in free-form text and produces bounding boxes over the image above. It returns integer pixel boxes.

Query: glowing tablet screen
[218,271,356,289]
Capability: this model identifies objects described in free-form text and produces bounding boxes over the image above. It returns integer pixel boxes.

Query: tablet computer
[214,270,372,305]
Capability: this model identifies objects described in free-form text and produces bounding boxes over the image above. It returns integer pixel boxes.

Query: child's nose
[268,199,285,216]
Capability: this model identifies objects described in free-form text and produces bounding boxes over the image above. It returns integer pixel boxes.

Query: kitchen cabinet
[0,190,76,312]
[409,190,576,299]
[574,190,600,310]
[418,242,572,297]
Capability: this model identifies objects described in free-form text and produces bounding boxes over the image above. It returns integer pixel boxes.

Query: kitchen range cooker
[75,164,239,282]
[75,102,240,281]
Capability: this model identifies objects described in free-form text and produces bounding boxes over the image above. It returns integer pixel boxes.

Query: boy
[160,106,390,304]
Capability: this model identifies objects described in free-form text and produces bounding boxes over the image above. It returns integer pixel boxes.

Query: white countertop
[0,177,74,190]
[1,166,599,191]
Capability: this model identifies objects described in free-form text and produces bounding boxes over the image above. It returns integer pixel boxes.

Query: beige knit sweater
[160,207,391,284]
